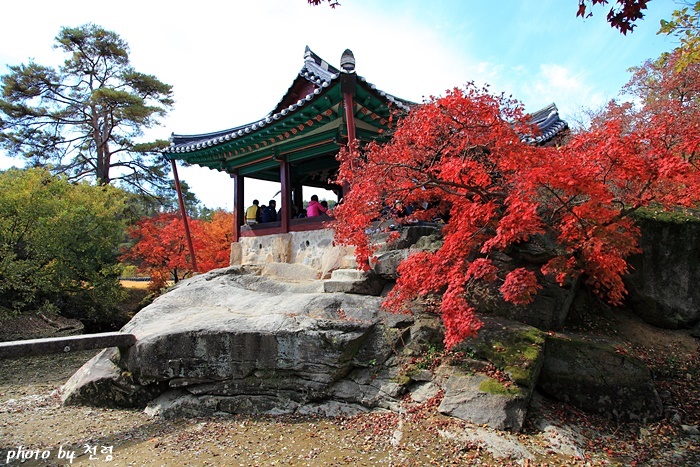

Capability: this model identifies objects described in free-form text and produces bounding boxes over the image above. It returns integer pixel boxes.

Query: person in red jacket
[306,195,328,217]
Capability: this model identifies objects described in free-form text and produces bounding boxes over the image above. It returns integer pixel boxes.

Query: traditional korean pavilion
[164,47,568,244]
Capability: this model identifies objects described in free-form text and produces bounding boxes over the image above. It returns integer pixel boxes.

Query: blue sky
[0,0,681,209]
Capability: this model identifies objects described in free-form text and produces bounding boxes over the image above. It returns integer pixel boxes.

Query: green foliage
[659,1,700,69]
[0,168,128,322]
[415,343,444,370]
[119,264,139,278]
[0,23,174,194]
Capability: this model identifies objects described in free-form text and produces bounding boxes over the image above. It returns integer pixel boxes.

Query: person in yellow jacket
[245,199,260,225]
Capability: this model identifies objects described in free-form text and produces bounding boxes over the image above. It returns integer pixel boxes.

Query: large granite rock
[463,275,578,331]
[62,266,411,414]
[625,217,700,329]
[61,266,549,431]
[537,332,663,422]
[62,347,162,408]
[436,316,546,431]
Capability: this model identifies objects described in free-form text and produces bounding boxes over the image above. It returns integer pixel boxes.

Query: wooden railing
[0,333,136,359]
[240,215,332,237]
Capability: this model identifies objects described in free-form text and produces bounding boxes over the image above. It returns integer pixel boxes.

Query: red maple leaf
[332,75,700,348]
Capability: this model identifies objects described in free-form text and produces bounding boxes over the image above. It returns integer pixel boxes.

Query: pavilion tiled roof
[524,103,569,144]
[164,47,569,168]
[166,46,411,155]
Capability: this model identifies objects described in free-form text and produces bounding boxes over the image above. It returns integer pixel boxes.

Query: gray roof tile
[166,49,566,154]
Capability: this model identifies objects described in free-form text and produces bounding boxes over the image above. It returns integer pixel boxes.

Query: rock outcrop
[436,316,546,431]
[62,223,671,431]
[537,332,663,422]
[625,217,700,329]
[63,265,411,417]
[61,264,548,431]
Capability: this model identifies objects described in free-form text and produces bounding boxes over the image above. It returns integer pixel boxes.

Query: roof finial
[304,45,313,62]
[340,49,355,73]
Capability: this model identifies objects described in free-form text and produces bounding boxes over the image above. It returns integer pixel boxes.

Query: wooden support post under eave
[171,159,198,273]
[280,157,291,233]
[232,172,244,243]
[342,91,357,198]
[343,91,357,146]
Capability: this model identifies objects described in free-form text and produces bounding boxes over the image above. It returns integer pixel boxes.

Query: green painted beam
[239,159,280,176]
[167,81,400,180]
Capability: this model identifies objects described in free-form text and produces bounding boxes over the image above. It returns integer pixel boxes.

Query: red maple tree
[332,81,700,349]
[622,50,700,159]
[123,211,235,290]
[198,210,236,272]
[122,213,204,290]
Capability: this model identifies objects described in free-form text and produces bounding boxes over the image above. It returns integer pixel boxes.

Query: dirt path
[0,309,698,466]
[0,351,487,466]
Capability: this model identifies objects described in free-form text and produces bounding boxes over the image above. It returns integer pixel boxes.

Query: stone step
[324,269,385,296]
[330,268,366,281]
[341,255,358,269]
[260,262,319,282]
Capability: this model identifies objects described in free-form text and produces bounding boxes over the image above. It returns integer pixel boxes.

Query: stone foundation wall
[230,229,355,275]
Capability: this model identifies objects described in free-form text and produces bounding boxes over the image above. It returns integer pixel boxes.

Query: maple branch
[547,193,584,223]
[540,183,591,240]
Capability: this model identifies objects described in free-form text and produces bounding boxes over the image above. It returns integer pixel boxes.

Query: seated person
[306,195,328,217]
[245,199,260,225]
[261,200,278,223]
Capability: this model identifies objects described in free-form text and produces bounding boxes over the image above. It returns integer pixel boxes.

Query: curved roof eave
[164,48,566,159]
[522,103,569,144]
[165,46,411,158]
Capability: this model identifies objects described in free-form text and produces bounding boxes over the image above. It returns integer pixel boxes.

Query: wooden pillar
[232,172,244,243]
[343,91,357,145]
[342,90,356,199]
[171,160,198,273]
[280,157,291,233]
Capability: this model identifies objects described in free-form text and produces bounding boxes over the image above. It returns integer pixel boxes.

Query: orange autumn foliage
[332,82,700,349]
[198,211,236,271]
[122,211,234,291]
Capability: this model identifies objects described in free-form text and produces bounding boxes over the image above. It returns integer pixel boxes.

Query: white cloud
[539,64,583,93]
[0,0,680,209]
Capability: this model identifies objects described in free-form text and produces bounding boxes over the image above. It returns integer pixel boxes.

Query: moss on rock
[457,316,545,389]
[478,377,522,396]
